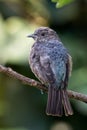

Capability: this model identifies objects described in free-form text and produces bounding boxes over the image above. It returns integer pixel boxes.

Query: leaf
[51,0,74,8]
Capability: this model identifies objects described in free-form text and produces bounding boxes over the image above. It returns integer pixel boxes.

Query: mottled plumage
[28,27,73,116]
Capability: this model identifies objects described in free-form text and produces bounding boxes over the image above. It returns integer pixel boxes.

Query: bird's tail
[46,86,73,116]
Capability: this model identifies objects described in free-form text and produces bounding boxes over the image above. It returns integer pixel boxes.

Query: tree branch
[0,64,87,103]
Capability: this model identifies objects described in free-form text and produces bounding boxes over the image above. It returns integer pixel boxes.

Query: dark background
[0,0,87,130]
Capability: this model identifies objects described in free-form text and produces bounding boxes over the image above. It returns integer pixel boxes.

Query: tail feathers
[46,86,63,116]
[62,89,73,116]
[46,86,73,116]
[56,90,63,116]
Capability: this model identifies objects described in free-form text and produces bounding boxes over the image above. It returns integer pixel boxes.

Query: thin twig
[0,64,87,103]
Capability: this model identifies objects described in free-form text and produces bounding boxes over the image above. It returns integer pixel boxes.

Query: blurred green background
[0,0,87,130]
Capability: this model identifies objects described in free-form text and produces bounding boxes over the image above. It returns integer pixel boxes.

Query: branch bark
[0,64,87,103]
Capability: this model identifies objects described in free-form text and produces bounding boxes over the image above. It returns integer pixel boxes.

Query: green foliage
[0,16,38,64]
[52,0,74,8]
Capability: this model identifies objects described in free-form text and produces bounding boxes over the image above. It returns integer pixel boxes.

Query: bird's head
[27,27,59,42]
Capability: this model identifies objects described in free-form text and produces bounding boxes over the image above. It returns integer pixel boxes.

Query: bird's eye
[41,32,45,36]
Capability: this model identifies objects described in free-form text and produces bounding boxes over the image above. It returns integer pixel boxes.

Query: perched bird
[28,27,73,116]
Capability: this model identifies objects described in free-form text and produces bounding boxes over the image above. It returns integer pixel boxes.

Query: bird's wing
[53,57,67,88]
[63,54,72,88]
[40,54,68,89]
[67,54,72,77]
[40,55,56,85]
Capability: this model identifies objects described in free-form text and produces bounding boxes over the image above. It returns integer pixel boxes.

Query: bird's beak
[27,34,35,39]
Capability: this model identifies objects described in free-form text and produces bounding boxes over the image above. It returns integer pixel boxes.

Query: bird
[28,27,73,116]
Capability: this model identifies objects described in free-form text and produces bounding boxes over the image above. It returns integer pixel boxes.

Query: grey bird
[28,27,73,116]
